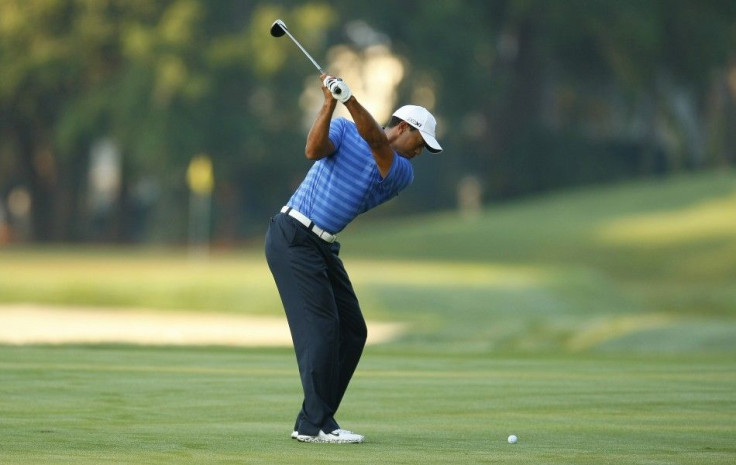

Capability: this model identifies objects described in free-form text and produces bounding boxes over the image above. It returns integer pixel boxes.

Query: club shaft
[283,30,325,74]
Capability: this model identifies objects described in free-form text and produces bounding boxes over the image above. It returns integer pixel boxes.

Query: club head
[270,19,287,37]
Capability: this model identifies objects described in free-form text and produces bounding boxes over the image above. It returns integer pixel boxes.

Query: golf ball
[507,434,518,444]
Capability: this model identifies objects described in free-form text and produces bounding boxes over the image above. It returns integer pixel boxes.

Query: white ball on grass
[507,434,518,444]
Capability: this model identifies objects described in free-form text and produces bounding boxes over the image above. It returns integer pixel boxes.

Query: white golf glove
[323,76,352,103]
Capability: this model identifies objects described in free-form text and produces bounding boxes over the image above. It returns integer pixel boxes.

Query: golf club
[270,19,341,94]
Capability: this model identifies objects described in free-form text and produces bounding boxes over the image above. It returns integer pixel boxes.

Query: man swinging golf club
[265,22,443,444]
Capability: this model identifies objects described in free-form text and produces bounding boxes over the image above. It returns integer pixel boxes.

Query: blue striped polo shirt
[287,117,414,234]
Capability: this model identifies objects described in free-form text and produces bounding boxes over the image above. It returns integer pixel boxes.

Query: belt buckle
[317,229,334,243]
[282,206,336,243]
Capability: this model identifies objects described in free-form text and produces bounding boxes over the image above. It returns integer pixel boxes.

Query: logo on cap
[406,118,422,128]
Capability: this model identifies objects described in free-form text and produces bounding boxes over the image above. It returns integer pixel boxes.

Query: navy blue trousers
[265,213,367,436]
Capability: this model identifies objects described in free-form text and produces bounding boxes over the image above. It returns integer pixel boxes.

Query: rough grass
[341,170,736,354]
[1,171,735,354]
[0,249,280,315]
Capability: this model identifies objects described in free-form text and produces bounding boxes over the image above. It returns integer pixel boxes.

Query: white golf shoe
[294,429,365,443]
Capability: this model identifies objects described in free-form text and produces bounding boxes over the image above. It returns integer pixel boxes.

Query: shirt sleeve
[328,117,348,151]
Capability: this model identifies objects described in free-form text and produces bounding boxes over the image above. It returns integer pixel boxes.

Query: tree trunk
[16,122,57,242]
[487,17,545,197]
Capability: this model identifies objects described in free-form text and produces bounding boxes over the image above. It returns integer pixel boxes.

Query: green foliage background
[1,0,735,242]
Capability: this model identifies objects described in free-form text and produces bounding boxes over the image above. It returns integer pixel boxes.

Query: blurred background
[2,8,735,460]
[2,0,734,245]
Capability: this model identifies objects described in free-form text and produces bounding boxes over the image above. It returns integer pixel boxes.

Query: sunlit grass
[0,248,281,315]
[597,192,736,246]
[348,260,553,289]
[1,171,735,353]
[564,312,677,351]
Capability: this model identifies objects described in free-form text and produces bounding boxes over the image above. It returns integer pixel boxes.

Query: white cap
[392,105,443,153]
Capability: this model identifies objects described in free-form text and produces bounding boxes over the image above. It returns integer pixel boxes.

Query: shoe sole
[296,436,363,444]
[292,430,364,443]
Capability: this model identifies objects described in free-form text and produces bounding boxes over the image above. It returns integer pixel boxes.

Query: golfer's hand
[323,76,352,103]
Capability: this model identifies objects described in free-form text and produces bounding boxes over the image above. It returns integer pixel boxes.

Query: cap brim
[421,131,443,153]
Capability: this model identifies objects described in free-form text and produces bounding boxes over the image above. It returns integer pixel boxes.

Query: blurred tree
[336,0,736,201]
[0,0,171,240]
[0,0,336,241]
[1,0,734,243]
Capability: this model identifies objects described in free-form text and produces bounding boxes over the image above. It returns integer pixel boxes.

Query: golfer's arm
[305,99,337,160]
[343,97,393,178]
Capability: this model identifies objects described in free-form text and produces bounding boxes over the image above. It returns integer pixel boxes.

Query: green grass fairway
[1,346,734,465]
[1,171,735,463]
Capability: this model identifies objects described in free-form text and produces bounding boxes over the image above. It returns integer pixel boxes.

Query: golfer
[265,74,442,443]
